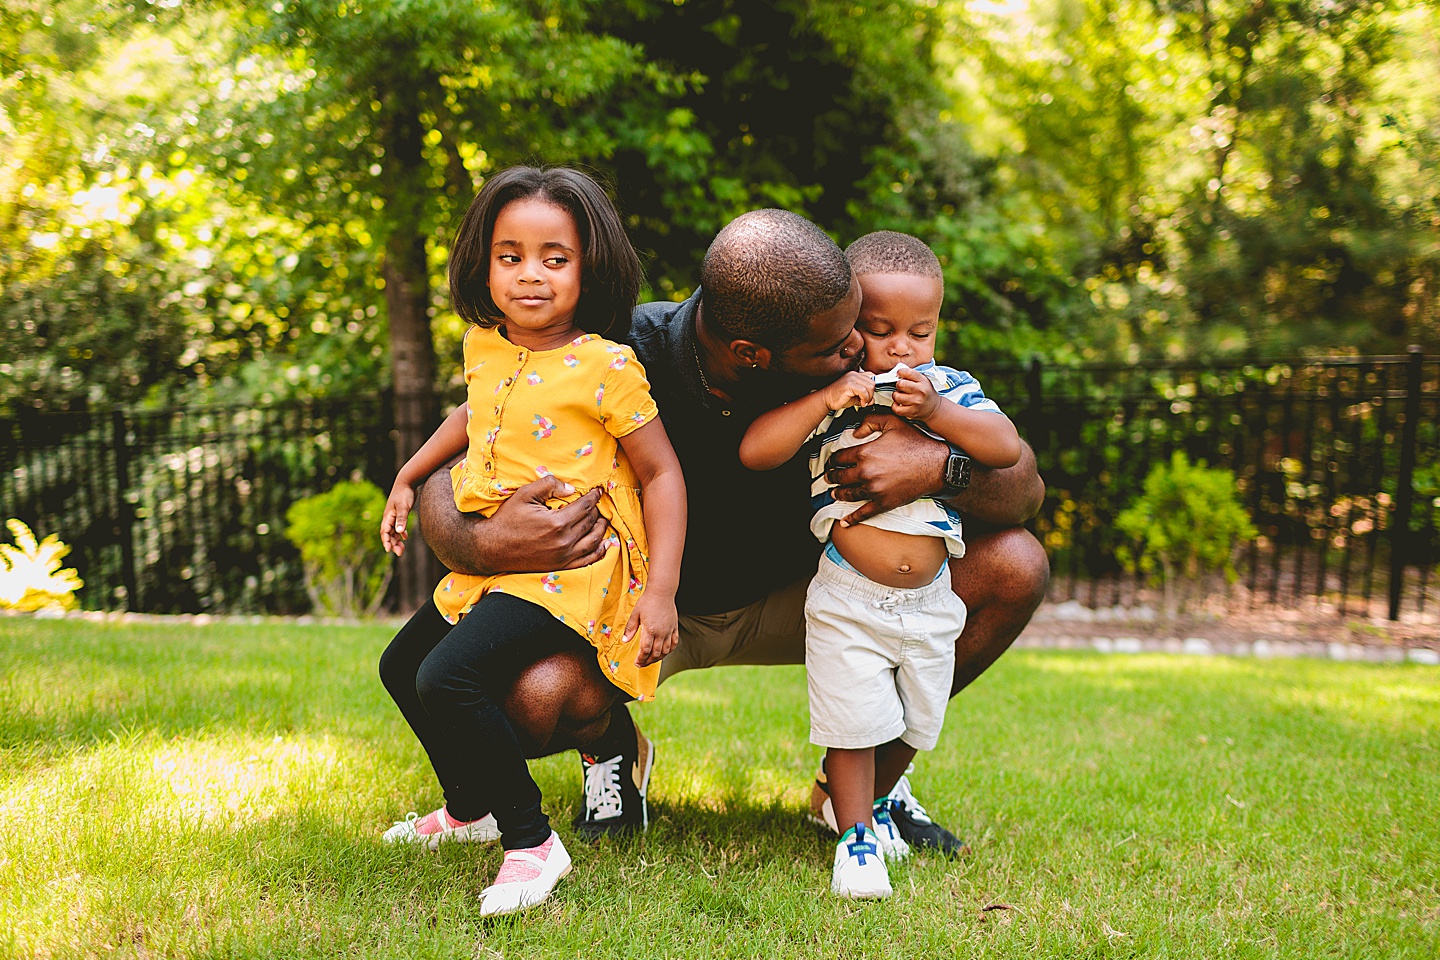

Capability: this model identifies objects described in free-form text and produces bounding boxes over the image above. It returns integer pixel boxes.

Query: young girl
[376,166,686,917]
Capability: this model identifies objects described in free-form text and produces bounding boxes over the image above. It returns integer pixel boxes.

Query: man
[414,209,1048,853]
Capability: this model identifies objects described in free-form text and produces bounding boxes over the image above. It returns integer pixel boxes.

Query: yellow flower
[0,519,84,612]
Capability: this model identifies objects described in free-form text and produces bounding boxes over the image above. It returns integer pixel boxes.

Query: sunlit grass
[1,617,1437,958]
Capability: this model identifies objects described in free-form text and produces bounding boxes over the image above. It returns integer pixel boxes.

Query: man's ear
[730,339,773,370]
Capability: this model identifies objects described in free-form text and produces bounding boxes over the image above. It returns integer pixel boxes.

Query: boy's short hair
[845,230,943,280]
[701,209,854,352]
[449,165,642,340]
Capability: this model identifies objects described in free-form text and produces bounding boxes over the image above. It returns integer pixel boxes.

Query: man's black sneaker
[572,728,654,839]
[887,773,970,858]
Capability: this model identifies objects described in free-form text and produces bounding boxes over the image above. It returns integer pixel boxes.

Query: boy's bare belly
[830,522,949,589]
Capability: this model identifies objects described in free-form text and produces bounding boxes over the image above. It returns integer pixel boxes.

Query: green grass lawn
[1,617,1437,959]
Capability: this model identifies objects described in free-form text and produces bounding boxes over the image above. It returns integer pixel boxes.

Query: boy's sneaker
[478,831,573,917]
[810,766,968,859]
[871,799,912,860]
[572,728,654,839]
[887,774,970,858]
[832,824,892,899]
[382,805,500,849]
[810,791,910,862]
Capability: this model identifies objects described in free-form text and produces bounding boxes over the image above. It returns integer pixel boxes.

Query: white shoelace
[889,775,934,825]
[583,753,624,819]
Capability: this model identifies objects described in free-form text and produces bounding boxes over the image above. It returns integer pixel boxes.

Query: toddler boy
[739,231,1021,898]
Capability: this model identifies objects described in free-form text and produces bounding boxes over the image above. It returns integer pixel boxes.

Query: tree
[948,0,1440,358]
[199,0,653,607]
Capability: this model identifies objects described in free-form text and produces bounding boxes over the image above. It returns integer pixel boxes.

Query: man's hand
[418,471,611,576]
[825,412,947,527]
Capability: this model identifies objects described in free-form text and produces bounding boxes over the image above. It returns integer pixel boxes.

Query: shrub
[1116,451,1258,616]
[284,480,392,617]
[0,519,84,612]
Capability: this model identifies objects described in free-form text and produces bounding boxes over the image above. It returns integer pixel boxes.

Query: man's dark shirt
[627,291,819,615]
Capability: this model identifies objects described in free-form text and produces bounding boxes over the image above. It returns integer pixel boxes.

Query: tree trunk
[385,228,439,614]
[380,81,441,614]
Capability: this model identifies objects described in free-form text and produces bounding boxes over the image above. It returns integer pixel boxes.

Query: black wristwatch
[941,451,972,495]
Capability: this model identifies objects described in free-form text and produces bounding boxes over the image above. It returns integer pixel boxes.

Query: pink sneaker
[382,805,500,850]
[478,832,573,917]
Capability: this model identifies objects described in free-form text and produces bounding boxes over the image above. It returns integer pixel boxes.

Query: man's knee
[503,651,619,757]
[990,526,1050,612]
[952,525,1049,615]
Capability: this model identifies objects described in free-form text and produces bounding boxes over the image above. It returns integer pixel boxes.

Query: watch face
[945,454,971,489]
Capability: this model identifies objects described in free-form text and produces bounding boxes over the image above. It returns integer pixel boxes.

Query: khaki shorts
[804,555,967,751]
[660,576,811,683]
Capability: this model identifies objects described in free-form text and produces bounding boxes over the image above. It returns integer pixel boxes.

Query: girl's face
[488,198,584,350]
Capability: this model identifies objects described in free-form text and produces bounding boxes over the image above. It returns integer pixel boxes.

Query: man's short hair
[845,230,943,280]
[700,209,854,352]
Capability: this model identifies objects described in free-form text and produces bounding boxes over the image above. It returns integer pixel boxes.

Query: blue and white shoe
[871,799,912,861]
[831,823,892,899]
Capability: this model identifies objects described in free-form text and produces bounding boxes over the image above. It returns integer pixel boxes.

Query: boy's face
[854,272,944,375]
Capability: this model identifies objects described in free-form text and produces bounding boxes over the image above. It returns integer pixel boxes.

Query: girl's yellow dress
[432,325,661,700]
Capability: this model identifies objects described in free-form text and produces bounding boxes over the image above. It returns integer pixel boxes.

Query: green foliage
[283,480,391,617]
[950,0,1440,360]
[4,0,1439,412]
[1116,451,1258,615]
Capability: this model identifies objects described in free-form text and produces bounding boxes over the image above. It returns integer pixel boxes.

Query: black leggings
[378,592,591,850]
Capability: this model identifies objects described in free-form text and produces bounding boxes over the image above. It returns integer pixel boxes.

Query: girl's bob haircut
[449,165,642,341]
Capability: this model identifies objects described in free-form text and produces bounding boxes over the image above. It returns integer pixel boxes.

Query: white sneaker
[831,824,892,899]
[812,764,967,858]
[382,806,500,849]
[871,799,911,860]
[810,790,910,862]
[478,831,573,917]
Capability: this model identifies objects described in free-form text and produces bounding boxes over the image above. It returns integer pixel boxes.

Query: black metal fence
[980,348,1440,620]
[3,352,1437,618]
[1,395,394,613]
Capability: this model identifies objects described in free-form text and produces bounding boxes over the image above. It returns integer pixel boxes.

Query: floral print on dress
[439,325,660,702]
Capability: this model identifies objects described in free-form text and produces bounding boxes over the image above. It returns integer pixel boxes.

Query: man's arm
[824,412,1045,528]
[415,464,610,577]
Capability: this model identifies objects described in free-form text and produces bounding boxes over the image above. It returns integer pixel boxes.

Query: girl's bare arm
[616,417,687,666]
[380,403,469,555]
